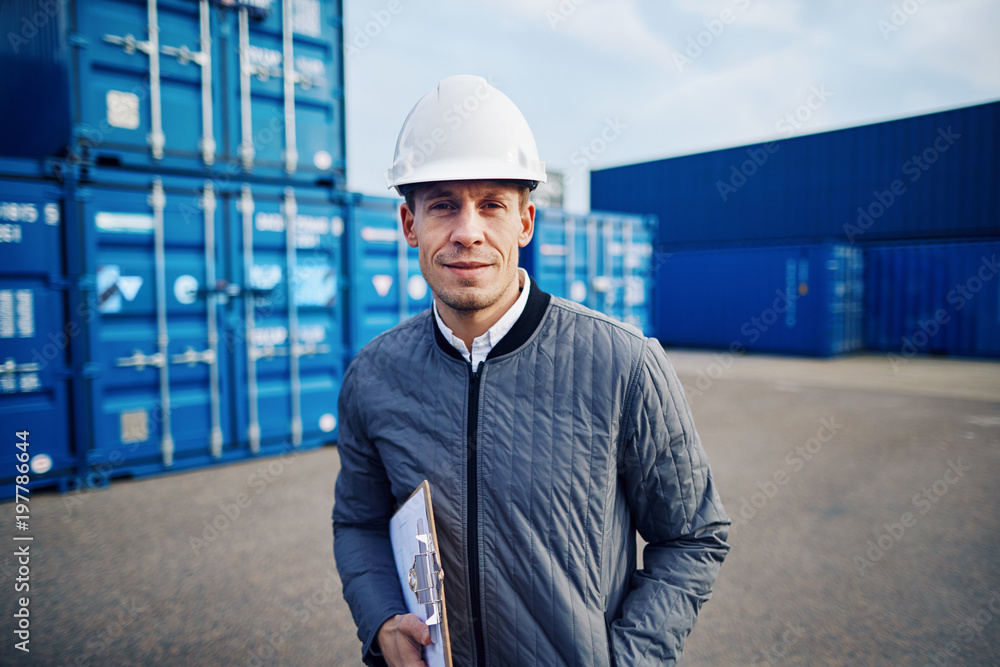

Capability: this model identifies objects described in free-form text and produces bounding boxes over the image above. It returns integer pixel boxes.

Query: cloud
[891,0,1000,91]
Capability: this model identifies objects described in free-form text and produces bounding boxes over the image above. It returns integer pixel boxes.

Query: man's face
[401,180,534,313]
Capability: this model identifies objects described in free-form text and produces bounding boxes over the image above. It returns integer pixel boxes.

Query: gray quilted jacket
[333,285,730,666]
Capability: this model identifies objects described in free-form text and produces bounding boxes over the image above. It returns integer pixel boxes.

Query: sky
[342,0,1000,213]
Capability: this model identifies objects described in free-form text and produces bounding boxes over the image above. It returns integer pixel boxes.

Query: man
[333,75,730,666]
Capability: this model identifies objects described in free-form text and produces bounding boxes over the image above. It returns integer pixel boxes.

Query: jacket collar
[432,280,552,364]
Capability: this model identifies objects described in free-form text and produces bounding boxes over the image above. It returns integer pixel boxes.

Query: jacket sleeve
[332,360,409,667]
[610,339,731,665]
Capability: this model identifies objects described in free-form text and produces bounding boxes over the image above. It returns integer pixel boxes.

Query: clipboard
[389,480,453,667]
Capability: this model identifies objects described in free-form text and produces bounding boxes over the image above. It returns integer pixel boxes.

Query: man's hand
[377,613,431,667]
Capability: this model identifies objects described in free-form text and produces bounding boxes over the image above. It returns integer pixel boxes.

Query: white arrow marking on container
[372,275,393,297]
[117,276,144,302]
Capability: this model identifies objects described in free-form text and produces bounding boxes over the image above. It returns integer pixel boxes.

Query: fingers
[398,613,432,646]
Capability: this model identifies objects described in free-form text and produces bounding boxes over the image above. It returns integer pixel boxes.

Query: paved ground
[2,350,998,665]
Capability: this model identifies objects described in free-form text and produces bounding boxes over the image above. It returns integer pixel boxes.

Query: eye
[429,201,453,211]
[482,201,504,210]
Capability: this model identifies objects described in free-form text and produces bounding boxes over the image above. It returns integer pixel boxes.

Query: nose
[449,203,485,248]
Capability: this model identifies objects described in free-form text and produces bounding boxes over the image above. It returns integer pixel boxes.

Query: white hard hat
[387,75,546,193]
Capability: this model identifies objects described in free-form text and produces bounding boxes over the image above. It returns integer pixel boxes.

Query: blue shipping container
[523,208,657,336]
[865,240,1000,358]
[226,180,347,452]
[0,0,345,181]
[591,101,1000,248]
[344,194,430,356]
[653,244,863,356]
[61,173,345,486]
[0,170,77,497]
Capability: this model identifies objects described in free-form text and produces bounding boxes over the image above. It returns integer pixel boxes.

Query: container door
[80,177,229,473]
[0,177,75,496]
[76,0,220,168]
[865,241,999,358]
[623,216,655,336]
[232,184,344,452]
[227,0,345,178]
[346,196,430,356]
[528,209,570,300]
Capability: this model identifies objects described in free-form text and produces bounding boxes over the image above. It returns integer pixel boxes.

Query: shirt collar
[433,268,531,367]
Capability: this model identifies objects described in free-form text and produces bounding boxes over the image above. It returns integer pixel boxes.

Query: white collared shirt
[433,268,531,368]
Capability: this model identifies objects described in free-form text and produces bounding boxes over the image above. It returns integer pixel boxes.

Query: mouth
[443,260,493,278]
[445,261,492,269]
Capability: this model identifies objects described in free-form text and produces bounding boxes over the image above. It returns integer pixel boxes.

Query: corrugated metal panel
[0,0,72,158]
[221,0,346,177]
[591,101,1000,248]
[654,244,863,356]
[76,175,235,474]
[524,209,657,336]
[344,194,430,356]
[228,181,346,452]
[0,0,345,181]
[0,171,76,497]
[62,175,344,485]
[865,240,1000,358]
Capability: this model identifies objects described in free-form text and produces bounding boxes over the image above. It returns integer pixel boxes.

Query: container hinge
[160,43,208,67]
[251,346,289,361]
[292,343,330,358]
[0,359,42,394]
[103,32,154,57]
[117,350,165,371]
[68,32,90,48]
[81,362,103,379]
[171,347,216,366]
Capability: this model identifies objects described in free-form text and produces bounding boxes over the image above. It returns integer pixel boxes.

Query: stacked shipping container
[522,208,657,336]
[0,1,662,497]
[591,101,999,358]
[0,0,352,496]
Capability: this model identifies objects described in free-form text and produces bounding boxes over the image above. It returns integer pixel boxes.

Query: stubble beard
[425,258,519,313]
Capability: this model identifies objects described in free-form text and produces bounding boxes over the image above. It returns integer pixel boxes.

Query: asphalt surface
[2,350,998,666]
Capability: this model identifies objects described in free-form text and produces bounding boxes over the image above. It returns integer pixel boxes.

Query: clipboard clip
[408,519,444,626]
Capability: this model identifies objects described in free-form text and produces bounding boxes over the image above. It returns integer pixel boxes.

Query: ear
[518,201,535,248]
[400,203,418,248]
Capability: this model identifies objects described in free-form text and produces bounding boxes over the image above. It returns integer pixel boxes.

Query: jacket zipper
[467,361,486,666]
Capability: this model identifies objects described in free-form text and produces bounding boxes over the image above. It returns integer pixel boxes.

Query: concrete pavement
[1,350,997,665]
